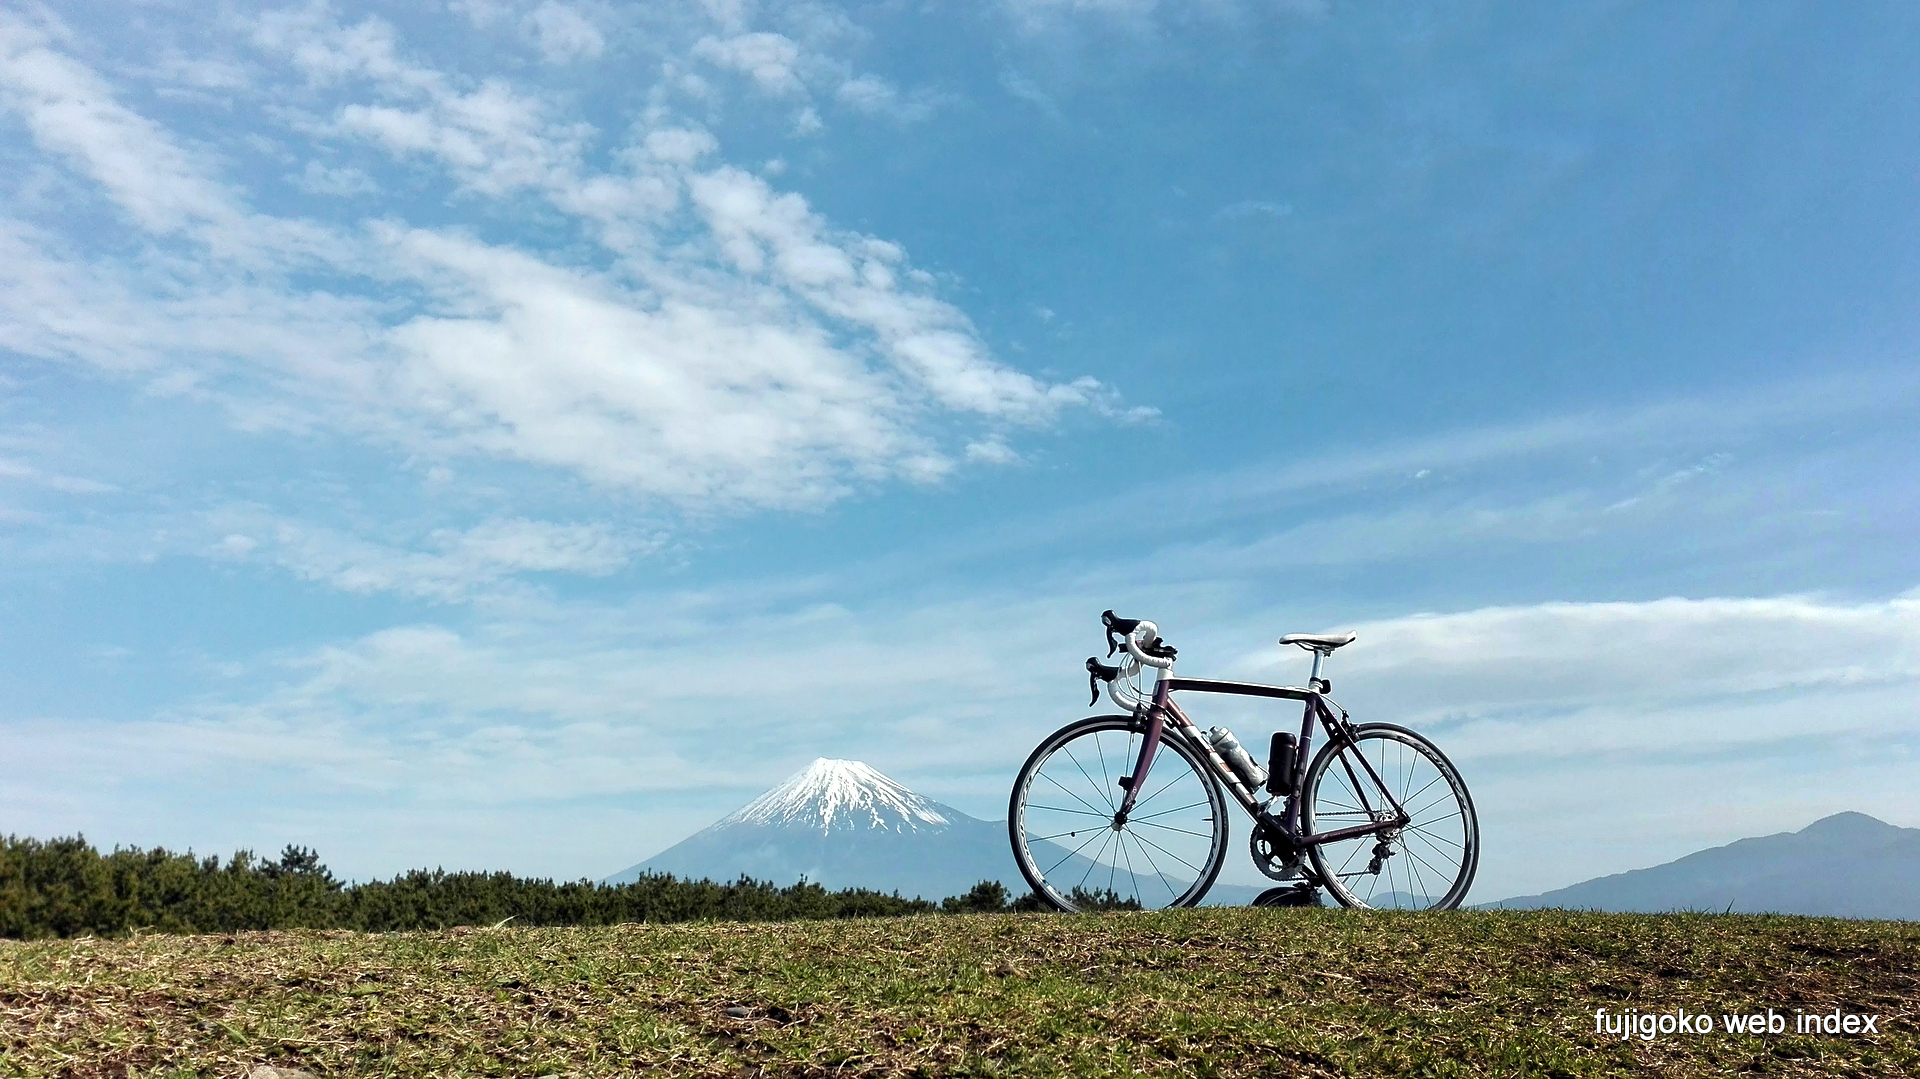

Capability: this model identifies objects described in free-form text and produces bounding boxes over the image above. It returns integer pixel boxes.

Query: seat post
[1308,648,1327,687]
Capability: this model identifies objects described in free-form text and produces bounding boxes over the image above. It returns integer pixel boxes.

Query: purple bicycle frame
[1112,674,1410,848]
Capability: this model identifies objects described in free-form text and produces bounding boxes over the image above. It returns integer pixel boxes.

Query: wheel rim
[1012,720,1227,911]
[1304,728,1476,910]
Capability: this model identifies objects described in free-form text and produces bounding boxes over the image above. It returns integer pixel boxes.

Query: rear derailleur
[1365,811,1403,875]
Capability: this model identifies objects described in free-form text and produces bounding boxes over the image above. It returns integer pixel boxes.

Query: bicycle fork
[1112,678,1170,826]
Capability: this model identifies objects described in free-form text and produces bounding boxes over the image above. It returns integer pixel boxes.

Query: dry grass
[2,908,1916,1078]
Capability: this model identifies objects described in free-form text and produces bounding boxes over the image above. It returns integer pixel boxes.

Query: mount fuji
[603,759,1021,899]
[604,758,1268,904]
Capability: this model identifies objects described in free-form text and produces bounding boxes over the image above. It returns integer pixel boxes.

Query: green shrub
[0,834,1055,938]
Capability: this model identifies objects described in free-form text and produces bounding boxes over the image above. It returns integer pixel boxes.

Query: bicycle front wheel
[1301,723,1479,911]
[1009,716,1229,912]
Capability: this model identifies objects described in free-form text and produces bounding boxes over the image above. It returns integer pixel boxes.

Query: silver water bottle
[1206,726,1267,788]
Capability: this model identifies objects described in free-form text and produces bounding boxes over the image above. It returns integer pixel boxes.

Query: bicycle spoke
[1129,829,1175,901]
[1038,769,1111,819]
[1044,824,1112,877]
[1063,746,1114,814]
[1119,833,1143,904]
[1332,836,1364,876]
[1399,771,1445,810]
[1398,743,1415,807]
[1030,827,1106,843]
[1406,790,1459,823]
[1408,818,1464,849]
[1400,839,1453,885]
[1402,835,1431,904]
[1026,805,1111,818]
[1406,824,1464,862]
[1129,829,1207,876]
[1133,820,1215,840]
[1132,798,1209,822]
[1095,733,1113,812]
[1079,830,1116,891]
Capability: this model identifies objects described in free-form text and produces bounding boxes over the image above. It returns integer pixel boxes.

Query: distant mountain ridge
[606,758,1268,905]
[1483,812,1920,920]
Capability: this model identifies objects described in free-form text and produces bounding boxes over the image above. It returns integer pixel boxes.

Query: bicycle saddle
[1280,632,1357,651]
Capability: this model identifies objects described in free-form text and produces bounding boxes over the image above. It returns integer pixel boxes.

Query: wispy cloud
[0,5,1139,514]
[525,2,605,64]
[0,456,116,494]
[1215,199,1292,219]
[210,513,662,602]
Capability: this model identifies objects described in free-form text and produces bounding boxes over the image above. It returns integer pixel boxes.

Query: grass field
[2,908,1915,1078]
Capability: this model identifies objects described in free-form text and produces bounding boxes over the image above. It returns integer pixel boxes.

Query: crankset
[1250,819,1305,882]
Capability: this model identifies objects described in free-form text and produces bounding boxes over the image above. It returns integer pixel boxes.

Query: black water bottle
[1266,732,1297,795]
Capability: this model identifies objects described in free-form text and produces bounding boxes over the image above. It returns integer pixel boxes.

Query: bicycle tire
[1009,715,1230,912]
[1301,723,1479,911]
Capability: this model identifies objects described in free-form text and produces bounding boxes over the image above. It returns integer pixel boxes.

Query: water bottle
[1206,726,1267,788]
[1266,732,1298,796]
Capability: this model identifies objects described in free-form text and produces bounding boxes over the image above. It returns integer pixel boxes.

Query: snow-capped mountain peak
[718,758,951,834]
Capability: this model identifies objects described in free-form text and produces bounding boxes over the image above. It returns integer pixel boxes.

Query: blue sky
[2,0,1916,901]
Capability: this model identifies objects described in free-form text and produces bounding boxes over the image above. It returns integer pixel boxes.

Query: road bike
[1008,611,1479,912]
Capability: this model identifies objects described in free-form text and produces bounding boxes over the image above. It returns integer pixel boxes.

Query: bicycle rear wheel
[1301,723,1478,911]
[1009,715,1229,912]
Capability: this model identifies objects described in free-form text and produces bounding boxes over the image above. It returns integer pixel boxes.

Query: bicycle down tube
[1118,681,1411,849]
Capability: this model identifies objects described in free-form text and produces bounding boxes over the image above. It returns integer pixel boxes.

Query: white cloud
[525,1,605,64]
[0,455,116,494]
[965,438,1020,465]
[998,69,1062,120]
[376,225,924,505]
[0,10,237,238]
[835,73,894,111]
[692,31,805,96]
[834,73,935,122]
[1304,595,1920,731]
[218,513,659,601]
[0,8,1143,515]
[1001,0,1327,34]
[684,166,1124,421]
[291,160,379,196]
[1216,198,1292,219]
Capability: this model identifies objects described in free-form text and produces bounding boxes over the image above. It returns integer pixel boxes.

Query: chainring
[1250,819,1304,882]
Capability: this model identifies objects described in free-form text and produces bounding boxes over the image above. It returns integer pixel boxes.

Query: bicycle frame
[1113,671,1411,849]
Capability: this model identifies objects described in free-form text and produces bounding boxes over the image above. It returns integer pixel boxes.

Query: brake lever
[1086,657,1120,706]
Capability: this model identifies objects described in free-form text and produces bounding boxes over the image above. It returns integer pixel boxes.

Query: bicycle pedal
[1253,884,1324,908]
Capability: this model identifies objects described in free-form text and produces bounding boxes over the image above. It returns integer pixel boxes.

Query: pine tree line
[0,835,1058,939]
